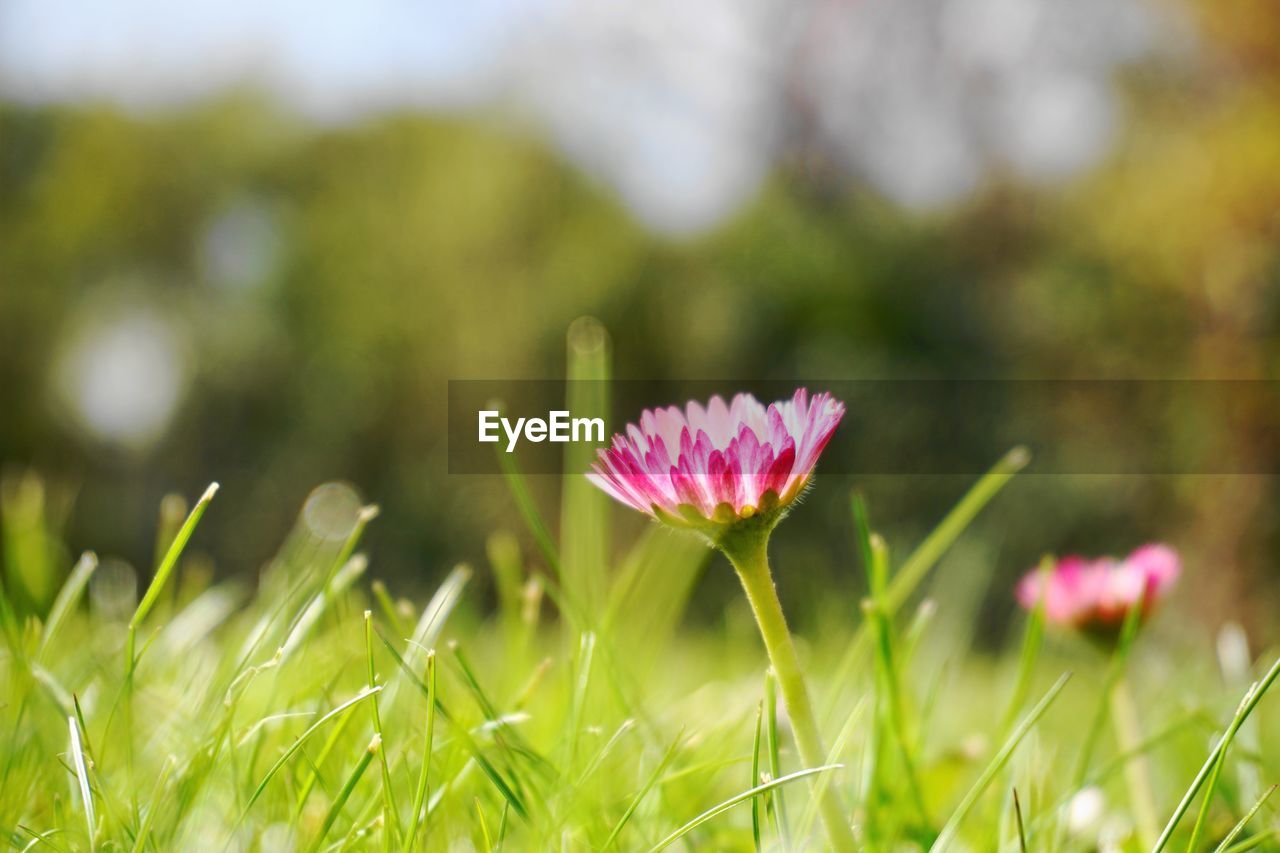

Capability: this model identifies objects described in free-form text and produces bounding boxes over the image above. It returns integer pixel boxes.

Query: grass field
[2,440,1279,851]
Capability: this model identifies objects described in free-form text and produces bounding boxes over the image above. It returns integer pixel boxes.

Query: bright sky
[0,0,1161,233]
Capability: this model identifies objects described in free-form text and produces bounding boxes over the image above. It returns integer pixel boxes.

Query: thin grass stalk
[307,735,379,853]
[1211,784,1276,853]
[363,611,400,850]
[647,765,843,853]
[127,482,219,674]
[1111,675,1158,849]
[36,552,97,663]
[999,557,1049,737]
[604,730,684,849]
[1070,589,1147,790]
[404,651,438,852]
[1012,788,1028,853]
[763,670,790,847]
[826,449,1029,720]
[1152,653,1280,852]
[560,316,611,627]
[867,532,929,828]
[930,672,1072,851]
[750,700,764,852]
[68,716,96,852]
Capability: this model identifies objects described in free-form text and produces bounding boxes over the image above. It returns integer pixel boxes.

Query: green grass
[3,461,1279,852]
[2,342,1280,849]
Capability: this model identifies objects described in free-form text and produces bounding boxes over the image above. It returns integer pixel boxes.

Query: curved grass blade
[382,565,470,709]
[1153,653,1280,852]
[1223,828,1278,853]
[307,735,379,853]
[647,765,843,853]
[475,797,493,852]
[403,651,437,853]
[576,719,635,789]
[127,482,218,671]
[931,671,1072,851]
[605,729,684,849]
[16,825,67,852]
[1211,784,1276,853]
[560,318,611,621]
[827,448,1028,718]
[67,716,95,852]
[280,555,368,660]
[1071,586,1147,790]
[318,504,380,592]
[240,686,381,818]
[497,451,561,579]
[864,528,929,828]
[1000,558,1049,736]
[887,446,1029,614]
[363,611,400,847]
[36,552,97,662]
[129,756,174,853]
[375,629,529,821]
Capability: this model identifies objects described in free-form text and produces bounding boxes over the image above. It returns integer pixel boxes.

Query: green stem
[1112,676,1158,850]
[721,526,857,853]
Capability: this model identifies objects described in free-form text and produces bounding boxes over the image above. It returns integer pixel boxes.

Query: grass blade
[318,504,379,591]
[1012,788,1027,853]
[375,629,530,821]
[999,557,1048,736]
[763,671,790,846]
[474,797,493,851]
[647,765,843,853]
[1211,784,1276,853]
[1223,829,1278,852]
[751,701,764,852]
[486,532,526,645]
[127,482,219,671]
[240,686,382,818]
[307,735,379,853]
[1071,586,1148,789]
[931,671,1071,851]
[887,446,1029,615]
[497,451,561,580]
[363,611,400,848]
[827,449,1028,718]
[603,528,708,677]
[36,552,97,662]
[866,530,929,829]
[370,580,407,639]
[403,651,437,853]
[281,555,368,659]
[560,316,610,622]
[67,717,95,852]
[128,756,173,853]
[604,730,684,849]
[1154,653,1280,852]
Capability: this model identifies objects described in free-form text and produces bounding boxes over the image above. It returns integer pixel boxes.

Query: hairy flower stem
[720,524,857,853]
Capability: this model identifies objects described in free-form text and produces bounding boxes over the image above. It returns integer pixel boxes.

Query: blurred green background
[1,0,1278,642]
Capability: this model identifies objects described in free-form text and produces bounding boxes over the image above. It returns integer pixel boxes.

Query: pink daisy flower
[1016,544,1180,633]
[587,389,845,530]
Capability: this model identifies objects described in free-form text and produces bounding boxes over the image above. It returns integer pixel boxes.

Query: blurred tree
[1,0,1278,645]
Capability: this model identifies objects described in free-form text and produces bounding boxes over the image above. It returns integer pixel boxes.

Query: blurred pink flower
[587,389,844,529]
[1017,544,1180,632]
